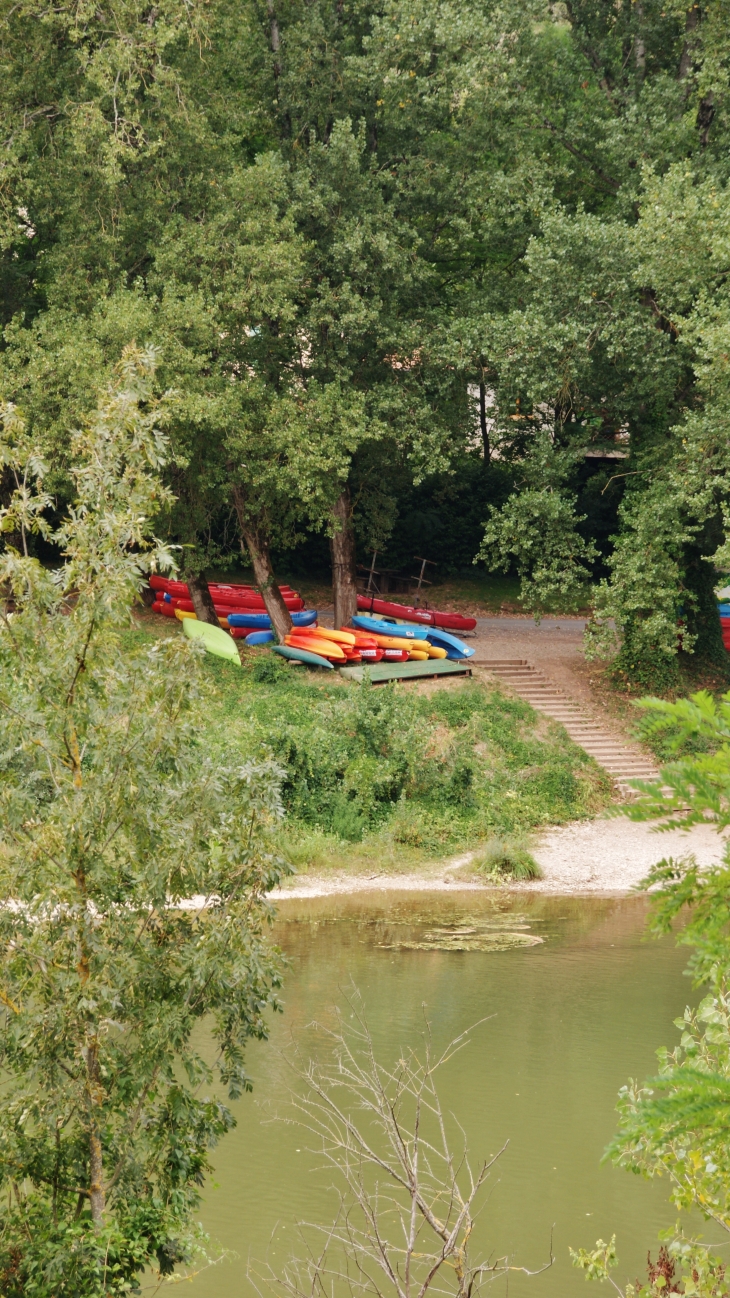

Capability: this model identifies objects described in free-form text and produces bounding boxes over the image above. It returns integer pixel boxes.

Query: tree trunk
[678,3,700,81]
[86,1043,105,1228]
[232,490,292,642]
[186,571,222,629]
[479,382,490,462]
[330,487,358,630]
[266,0,281,80]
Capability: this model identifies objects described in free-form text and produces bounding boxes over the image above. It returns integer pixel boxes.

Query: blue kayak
[244,630,275,645]
[352,615,429,640]
[351,614,474,660]
[228,609,318,629]
[272,644,333,670]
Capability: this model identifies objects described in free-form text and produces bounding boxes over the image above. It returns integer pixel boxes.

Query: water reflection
[189,892,695,1298]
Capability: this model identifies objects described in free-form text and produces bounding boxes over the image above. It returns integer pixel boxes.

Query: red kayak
[151,584,304,612]
[356,595,476,632]
[149,576,301,608]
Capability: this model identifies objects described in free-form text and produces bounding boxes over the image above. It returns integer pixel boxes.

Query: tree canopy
[1,0,730,647]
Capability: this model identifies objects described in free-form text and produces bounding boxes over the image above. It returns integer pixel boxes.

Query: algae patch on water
[379,915,544,953]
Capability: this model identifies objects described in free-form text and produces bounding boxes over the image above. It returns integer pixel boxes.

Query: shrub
[472,838,543,881]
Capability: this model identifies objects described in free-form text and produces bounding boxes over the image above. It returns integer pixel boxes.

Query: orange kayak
[369,633,426,651]
[295,626,356,647]
[285,634,346,661]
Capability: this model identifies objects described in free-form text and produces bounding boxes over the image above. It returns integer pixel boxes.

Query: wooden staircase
[476,659,660,793]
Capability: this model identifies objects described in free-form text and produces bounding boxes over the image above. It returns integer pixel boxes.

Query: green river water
[188,891,704,1298]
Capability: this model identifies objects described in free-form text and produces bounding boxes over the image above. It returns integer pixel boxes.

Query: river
[188,891,699,1298]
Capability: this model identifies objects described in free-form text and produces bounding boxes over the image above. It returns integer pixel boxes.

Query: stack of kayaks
[148,575,317,635]
[356,595,477,632]
[351,615,474,660]
[150,579,476,671]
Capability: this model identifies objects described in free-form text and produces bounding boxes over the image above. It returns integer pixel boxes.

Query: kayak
[369,633,429,651]
[163,593,305,614]
[294,626,356,647]
[352,614,473,660]
[227,610,318,629]
[406,624,474,660]
[244,630,275,645]
[285,634,346,661]
[151,575,299,598]
[174,609,230,630]
[358,646,385,663]
[356,594,477,632]
[351,615,429,641]
[273,645,334,670]
[182,617,241,666]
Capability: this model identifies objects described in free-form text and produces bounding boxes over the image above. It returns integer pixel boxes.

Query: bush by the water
[153,636,611,868]
[471,838,543,881]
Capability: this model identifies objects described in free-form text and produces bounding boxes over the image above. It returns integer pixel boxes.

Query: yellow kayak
[409,649,429,660]
[370,633,426,651]
[174,608,229,630]
[425,644,447,659]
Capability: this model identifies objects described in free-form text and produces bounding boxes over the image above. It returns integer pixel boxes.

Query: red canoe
[356,595,476,632]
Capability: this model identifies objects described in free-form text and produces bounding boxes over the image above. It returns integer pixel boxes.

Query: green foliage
[478,486,599,615]
[574,687,730,1295]
[155,661,611,857]
[0,350,287,1294]
[471,838,542,881]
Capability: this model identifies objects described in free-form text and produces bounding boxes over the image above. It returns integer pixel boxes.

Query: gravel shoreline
[269,817,728,900]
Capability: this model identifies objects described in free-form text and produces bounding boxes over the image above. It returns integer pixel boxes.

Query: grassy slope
[129,611,611,875]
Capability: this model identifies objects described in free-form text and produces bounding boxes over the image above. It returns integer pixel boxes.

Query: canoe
[227,610,318,629]
[409,650,429,660]
[151,576,303,609]
[182,617,241,665]
[351,615,429,641]
[244,630,275,645]
[152,600,177,617]
[151,575,298,597]
[164,594,305,614]
[383,648,410,661]
[356,594,477,632]
[273,645,334,670]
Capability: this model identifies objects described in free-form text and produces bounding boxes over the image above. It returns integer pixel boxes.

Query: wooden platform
[339,660,472,685]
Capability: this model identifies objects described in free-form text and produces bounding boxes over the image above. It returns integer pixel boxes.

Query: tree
[0,346,287,1294]
[572,688,730,1295]
[253,1001,552,1298]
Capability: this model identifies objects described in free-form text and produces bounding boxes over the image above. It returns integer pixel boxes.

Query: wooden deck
[339,660,472,684]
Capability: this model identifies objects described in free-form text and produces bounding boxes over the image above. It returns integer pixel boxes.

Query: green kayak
[272,644,334,670]
[183,616,241,665]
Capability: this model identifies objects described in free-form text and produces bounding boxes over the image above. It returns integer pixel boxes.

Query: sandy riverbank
[269,816,728,899]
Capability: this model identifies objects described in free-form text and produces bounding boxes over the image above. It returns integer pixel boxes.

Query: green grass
[126,612,611,874]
